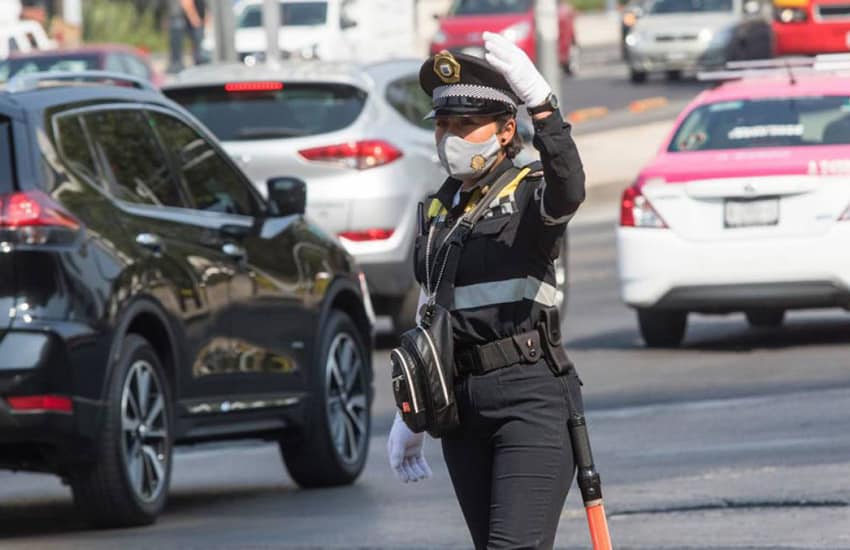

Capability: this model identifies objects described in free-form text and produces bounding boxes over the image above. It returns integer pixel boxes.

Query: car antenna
[786,58,797,86]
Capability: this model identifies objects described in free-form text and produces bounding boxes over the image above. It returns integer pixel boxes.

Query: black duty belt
[455,329,543,376]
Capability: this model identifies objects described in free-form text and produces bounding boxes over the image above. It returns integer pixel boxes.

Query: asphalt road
[1,181,849,549]
[561,45,711,134]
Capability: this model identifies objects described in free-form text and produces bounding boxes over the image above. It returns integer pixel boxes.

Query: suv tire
[281,311,370,488]
[630,69,648,84]
[71,335,173,527]
[638,309,687,348]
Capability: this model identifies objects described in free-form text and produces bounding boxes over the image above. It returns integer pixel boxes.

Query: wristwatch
[527,93,559,116]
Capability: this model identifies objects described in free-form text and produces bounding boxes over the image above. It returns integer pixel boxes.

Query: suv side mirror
[267,177,307,217]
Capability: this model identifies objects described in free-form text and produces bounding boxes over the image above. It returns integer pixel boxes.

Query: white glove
[387,413,432,483]
[483,31,552,109]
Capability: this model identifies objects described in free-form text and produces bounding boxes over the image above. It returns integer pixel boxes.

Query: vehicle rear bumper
[773,22,850,55]
[617,225,850,311]
[627,44,724,72]
[0,326,107,473]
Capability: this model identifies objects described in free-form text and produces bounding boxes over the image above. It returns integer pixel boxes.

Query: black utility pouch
[390,347,429,433]
[393,302,459,438]
[538,306,575,377]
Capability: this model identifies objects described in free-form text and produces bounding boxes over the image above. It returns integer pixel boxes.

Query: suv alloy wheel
[71,335,173,527]
[280,311,370,487]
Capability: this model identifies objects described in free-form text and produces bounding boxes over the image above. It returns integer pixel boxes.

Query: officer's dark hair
[496,114,523,159]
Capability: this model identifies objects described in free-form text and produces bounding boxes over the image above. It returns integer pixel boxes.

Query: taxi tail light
[339,228,394,242]
[7,395,73,413]
[0,190,81,245]
[299,140,403,170]
[620,186,668,228]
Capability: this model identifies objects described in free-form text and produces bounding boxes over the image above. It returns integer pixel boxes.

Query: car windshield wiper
[233,127,309,139]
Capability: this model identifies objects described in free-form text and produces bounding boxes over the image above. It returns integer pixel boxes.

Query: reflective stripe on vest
[453,276,559,310]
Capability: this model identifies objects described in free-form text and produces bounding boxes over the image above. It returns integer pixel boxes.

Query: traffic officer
[387,32,586,549]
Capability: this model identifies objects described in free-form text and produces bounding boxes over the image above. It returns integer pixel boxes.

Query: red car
[773,0,850,55]
[0,44,163,87]
[430,0,579,74]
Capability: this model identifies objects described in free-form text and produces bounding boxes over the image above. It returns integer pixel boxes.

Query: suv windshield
[164,83,367,141]
[647,0,732,14]
[669,96,850,152]
[449,0,533,15]
[238,2,329,27]
[0,53,99,81]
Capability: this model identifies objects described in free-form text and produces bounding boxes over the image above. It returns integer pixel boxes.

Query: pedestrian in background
[167,0,207,73]
[387,32,587,550]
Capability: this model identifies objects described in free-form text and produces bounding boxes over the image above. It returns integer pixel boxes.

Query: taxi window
[669,97,850,152]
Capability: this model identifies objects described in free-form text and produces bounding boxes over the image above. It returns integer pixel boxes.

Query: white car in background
[0,20,54,59]
[617,70,850,347]
[163,59,445,335]
[233,0,415,65]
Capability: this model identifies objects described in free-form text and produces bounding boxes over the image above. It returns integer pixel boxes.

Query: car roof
[693,74,850,106]
[162,61,377,91]
[5,44,145,60]
[0,84,173,115]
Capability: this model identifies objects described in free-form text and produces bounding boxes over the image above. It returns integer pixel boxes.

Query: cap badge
[470,154,486,171]
[434,51,461,84]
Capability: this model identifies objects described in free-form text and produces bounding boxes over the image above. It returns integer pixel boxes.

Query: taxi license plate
[724,198,779,228]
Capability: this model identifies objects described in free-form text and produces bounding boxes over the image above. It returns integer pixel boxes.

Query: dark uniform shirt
[414,111,585,348]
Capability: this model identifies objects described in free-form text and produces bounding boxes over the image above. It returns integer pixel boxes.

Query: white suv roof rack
[4,70,157,93]
[698,55,850,82]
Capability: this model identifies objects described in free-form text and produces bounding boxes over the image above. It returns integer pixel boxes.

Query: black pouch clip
[537,306,575,377]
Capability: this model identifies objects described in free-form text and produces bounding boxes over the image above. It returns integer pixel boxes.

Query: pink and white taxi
[617,72,850,347]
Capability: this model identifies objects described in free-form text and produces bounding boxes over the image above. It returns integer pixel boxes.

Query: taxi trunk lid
[641,147,850,241]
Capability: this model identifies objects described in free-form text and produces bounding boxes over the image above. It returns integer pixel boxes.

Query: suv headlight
[705,27,734,48]
[775,6,807,22]
[501,21,531,42]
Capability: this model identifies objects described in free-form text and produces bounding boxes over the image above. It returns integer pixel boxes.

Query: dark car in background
[0,71,373,527]
[0,44,163,86]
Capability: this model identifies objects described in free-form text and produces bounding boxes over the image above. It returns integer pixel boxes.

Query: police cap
[419,50,521,119]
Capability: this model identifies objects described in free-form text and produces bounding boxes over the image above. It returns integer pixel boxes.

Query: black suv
[0,72,374,527]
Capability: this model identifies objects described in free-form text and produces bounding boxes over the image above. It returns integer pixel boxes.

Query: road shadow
[568,315,850,353]
[0,500,88,538]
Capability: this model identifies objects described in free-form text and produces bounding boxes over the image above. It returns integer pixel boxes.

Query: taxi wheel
[280,311,370,488]
[71,335,172,527]
[637,309,687,348]
[746,310,785,328]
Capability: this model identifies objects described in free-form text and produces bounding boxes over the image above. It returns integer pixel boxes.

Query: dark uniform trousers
[443,360,583,550]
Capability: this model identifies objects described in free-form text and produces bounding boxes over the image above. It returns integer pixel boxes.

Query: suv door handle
[136,233,163,253]
[222,243,246,260]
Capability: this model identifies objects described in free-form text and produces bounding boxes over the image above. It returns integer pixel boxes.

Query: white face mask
[437,133,502,180]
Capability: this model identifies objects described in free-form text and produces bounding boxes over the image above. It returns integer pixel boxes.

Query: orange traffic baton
[569,413,612,550]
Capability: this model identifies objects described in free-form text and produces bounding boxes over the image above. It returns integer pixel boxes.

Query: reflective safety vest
[415,162,565,348]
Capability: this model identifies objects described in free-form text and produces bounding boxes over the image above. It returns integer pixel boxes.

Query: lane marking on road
[629,96,670,113]
[567,106,610,124]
